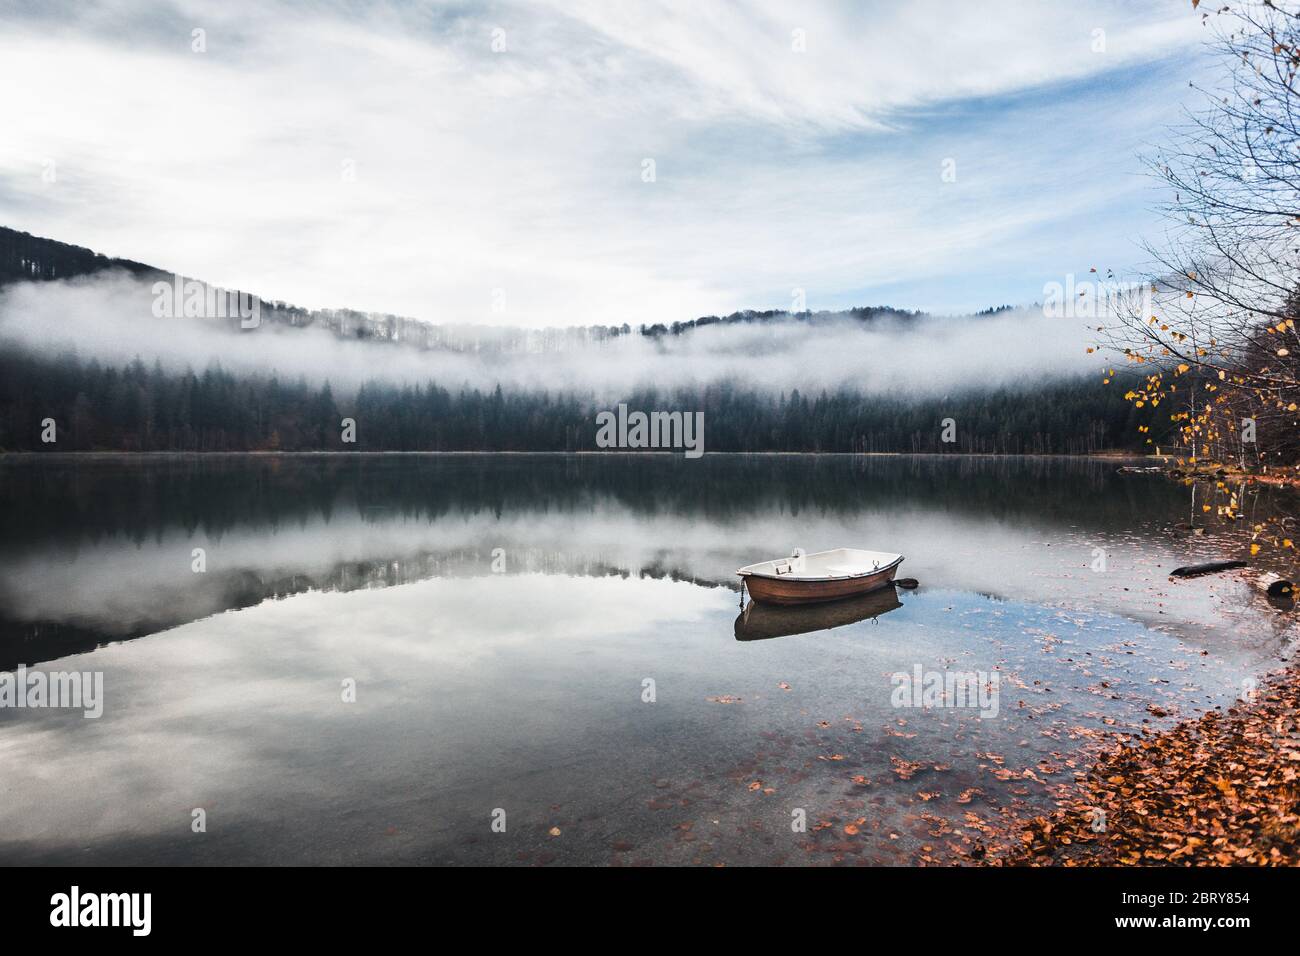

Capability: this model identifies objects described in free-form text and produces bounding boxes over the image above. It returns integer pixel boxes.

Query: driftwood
[1254,572,1296,600]
[1169,560,1247,578]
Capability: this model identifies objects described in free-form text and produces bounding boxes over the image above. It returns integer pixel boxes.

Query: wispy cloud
[0,0,1207,326]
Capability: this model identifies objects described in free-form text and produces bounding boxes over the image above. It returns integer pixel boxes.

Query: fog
[0,272,1106,397]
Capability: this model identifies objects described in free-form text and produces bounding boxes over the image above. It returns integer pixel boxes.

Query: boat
[734,586,902,641]
[736,547,903,606]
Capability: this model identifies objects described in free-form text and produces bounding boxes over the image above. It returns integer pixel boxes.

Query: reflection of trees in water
[0,453,1199,552]
[0,547,731,671]
[6,454,1293,669]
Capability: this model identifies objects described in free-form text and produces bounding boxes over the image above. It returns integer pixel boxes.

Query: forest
[0,223,1159,454]
[0,347,1154,454]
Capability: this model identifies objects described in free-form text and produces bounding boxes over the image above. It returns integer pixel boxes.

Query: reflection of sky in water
[0,455,1295,864]
[3,475,1296,662]
[0,573,1258,865]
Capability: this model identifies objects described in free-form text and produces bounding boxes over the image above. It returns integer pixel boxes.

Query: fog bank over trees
[0,268,1104,400]
[0,224,1139,453]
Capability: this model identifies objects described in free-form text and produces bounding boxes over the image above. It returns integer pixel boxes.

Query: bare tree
[1103,1,1300,467]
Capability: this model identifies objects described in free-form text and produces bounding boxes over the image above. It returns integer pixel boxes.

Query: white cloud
[0,0,1205,326]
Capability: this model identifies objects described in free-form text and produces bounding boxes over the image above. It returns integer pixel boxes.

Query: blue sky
[0,0,1213,326]
[821,55,1204,314]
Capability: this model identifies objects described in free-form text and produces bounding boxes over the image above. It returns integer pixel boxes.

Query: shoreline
[974,662,1300,867]
[0,449,1155,460]
[1137,458,1300,491]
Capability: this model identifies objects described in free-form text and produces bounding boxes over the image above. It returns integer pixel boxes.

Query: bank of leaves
[986,667,1300,866]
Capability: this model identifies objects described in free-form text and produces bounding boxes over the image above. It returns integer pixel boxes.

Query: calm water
[0,453,1295,865]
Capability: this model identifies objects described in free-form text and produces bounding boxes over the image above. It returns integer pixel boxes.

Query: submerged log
[1169,560,1248,578]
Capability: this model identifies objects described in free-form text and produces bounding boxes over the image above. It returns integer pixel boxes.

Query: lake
[0,453,1294,865]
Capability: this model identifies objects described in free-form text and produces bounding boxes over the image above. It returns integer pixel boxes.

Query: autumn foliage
[988,666,1300,866]
[1103,3,1300,470]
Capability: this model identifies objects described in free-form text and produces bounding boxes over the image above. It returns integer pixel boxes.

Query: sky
[0,0,1211,328]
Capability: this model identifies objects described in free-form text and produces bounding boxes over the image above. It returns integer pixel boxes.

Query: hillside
[0,225,991,353]
[0,225,1149,454]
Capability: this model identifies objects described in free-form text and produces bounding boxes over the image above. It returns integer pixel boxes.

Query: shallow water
[0,453,1295,865]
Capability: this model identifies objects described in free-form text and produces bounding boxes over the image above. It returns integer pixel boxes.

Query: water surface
[0,454,1294,865]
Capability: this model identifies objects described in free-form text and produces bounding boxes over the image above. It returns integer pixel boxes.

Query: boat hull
[741,560,901,606]
[734,587,902,641]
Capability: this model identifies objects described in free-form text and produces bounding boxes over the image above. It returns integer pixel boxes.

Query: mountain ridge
[0,225,1014,354]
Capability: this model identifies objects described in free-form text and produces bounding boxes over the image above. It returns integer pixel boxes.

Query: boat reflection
[733,585,903,641]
